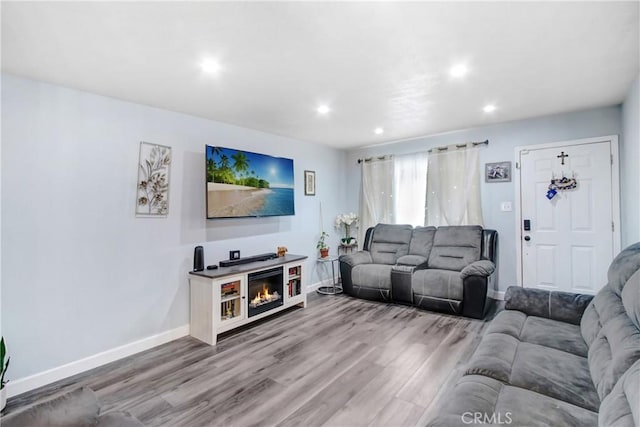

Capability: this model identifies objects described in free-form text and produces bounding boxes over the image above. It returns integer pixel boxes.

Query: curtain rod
[356,140,488,164]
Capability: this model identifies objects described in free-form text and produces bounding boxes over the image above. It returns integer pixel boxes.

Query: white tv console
[188,254,307,345]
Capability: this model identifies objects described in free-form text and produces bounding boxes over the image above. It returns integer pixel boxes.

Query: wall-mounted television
[206,146,295,219]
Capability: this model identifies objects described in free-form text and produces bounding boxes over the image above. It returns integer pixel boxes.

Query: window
[393,152,428,227]
[360,144,483,242]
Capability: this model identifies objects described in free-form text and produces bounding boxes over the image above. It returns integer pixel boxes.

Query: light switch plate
[501,201,513,212]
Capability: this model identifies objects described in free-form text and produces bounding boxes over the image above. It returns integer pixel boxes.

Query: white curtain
[359,157,394,245]
[393,152,428,227]
[426,145,483,226]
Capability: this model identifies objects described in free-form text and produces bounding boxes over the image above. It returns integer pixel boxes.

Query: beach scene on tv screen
[206,146,295,218]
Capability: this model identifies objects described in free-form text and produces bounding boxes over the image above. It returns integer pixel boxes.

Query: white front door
[518,139,616,294]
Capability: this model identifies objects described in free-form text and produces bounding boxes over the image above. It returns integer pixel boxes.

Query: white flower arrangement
[335,212,359,228]
[335,212,358,245]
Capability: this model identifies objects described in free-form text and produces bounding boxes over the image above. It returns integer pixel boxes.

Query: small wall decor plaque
[136,141,171,217]
[485,161,511,183]
[304,170,316,196]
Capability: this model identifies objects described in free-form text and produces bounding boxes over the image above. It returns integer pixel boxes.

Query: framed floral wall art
[136,141,171,217]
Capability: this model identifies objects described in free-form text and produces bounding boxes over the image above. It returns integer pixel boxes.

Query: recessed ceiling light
[450,64,468,77]
[201,59,221,74]
[374,127,384,135]
[317,105,331,114]
[483,104,496,113]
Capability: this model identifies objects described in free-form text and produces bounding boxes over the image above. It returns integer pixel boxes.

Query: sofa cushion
[487,310,587,357]
[507,286,594,326]
[465,332,599,411]
[428,226,482,271]
[408,226,436,258]
[369,224,413,265]
[622,269,640,330]
[427,375,598,427]
[581,286,628,346]
[412,269,463,301]
[607,242,640,296]
[598,359,640,427]
[396,255,427,266]
[351,264,393,290]
[587,308,640,401]
[580,244,640,402]
[338,251,373,267]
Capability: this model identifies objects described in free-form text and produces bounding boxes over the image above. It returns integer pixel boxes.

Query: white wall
[1,74,347,384]
[345,106,623,292]
[621,74,640,248]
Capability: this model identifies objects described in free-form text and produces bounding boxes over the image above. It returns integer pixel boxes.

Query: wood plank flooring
[1,294,500,426]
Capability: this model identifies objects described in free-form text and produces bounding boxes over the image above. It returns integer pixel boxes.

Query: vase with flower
[335,212,358,247]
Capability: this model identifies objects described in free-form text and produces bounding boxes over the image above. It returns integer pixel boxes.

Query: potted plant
[335,212,358,246]
[1,337,10,411]
[317,231,330,258]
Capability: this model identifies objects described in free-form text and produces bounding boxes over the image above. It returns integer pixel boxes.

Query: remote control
[206,265,218,270]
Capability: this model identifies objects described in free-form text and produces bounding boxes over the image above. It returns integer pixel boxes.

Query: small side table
[316,256,342,295]
[338,243,358,255]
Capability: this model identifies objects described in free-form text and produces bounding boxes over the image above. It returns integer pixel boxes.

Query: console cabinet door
[285,263,304,304]
[216,275,246,332]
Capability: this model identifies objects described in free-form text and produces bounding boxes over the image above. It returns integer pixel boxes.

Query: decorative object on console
[229,250,240,260]
[335,212,358,246]
[485,161,511,183]
[277,246,288,257]
[193,246,204,272]
[136,141,171,217]
[304,170,316,196]
[1,337,10,412]
[219,252,278,267]
[206,146,295,219]
[317,231,329,258]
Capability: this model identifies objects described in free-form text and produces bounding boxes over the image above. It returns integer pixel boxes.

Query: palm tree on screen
[232,152,249,185]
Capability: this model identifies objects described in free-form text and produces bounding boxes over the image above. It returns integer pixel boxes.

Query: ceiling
[2,2,638,149]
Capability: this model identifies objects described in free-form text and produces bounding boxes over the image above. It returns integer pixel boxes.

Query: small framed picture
[304,170,316,196]
[485,161,511,183]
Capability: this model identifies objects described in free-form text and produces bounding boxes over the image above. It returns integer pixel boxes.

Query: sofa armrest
[460,260,495,279]
[461,267,496,319]
[338,251,373,267]
[504,286,594,325]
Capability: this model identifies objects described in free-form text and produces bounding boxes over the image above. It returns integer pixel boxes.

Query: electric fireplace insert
[247,267,284,317]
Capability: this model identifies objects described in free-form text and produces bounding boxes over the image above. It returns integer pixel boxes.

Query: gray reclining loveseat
[339,224,498,319]
[428,242,640,426]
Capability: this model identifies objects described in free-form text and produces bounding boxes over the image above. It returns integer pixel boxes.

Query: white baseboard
[7,324,190,398]
[488,289,506,300]
[306,279,332,293]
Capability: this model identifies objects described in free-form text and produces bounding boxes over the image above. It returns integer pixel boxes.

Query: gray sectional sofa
[339,224,498,319]
[428,242,640,427]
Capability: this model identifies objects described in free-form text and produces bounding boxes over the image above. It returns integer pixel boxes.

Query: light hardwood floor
[2,294,500,426]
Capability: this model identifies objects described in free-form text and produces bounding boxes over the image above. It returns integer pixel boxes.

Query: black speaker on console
[193,246,204,272]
